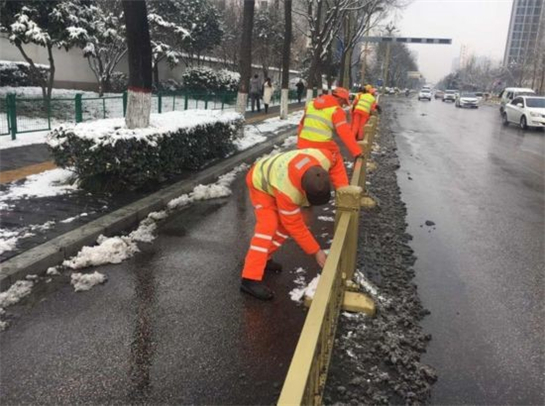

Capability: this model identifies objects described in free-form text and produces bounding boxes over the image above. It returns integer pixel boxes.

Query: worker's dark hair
[302,166,331,205]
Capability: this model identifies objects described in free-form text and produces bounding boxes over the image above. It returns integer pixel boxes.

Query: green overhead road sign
[363,37,452,44]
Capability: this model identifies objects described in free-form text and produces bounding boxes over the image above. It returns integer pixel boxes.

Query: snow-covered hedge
[47,111,244,191]
[0,60,49,87]
[182,67,240,93]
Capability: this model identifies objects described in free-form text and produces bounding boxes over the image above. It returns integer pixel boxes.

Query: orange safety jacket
[297,95,361,157]
[353,92,375,115]
[249,148,339,254]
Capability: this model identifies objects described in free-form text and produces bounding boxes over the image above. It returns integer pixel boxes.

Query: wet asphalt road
[0,162,337,405]
[392,96,544,405]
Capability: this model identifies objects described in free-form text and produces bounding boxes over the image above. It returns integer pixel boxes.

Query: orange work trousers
[351,111,370,141]
[242,169,289,281]
[296,138,349,189]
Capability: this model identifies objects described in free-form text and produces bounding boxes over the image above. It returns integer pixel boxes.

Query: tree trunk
[280,0,292,119]
[153,62,160,89]
[123,0,153,129]
[236,0,255,115]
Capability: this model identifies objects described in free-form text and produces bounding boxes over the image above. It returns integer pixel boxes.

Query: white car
[502,96,545,130]
[418,89,432,101]
[499,87,536,114]
[455,92,479,108]
[443,90,457,102]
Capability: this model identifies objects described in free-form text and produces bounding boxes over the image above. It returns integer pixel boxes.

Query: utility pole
[381,24,396,93]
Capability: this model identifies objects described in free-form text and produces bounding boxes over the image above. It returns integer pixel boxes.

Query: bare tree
[236,0,255,114]
[122,0,152,129]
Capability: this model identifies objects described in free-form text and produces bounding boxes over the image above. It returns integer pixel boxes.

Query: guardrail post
[75,93,83,123]
[184,92,188,110]
[122,91,128,116]
[334,186,362,282]
[157,92,162,114]
[204,93,209,110]
[7,94,17,140]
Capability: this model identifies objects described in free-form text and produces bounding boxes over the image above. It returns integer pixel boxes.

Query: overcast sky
[391,0,514,83]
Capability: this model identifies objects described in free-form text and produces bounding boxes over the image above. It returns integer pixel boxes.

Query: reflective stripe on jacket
[299,103,337,142]
[354,93,375,114]
[251,149,331,206]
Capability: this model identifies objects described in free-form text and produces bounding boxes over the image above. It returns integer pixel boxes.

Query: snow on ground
[63,235,139,270]
[71,272,107,292]
[0,129,52,150]
[318,216,335,222]
[0,168,77,201]
[0,280,34,328]
[290,274,321,302]
[60,163,250,291]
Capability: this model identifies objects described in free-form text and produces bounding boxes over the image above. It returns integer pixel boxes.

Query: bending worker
[351,85,376,141]
[240,148,342,300]
[297,87,362,188]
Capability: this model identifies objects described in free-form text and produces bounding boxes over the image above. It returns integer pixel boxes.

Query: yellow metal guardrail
[278,113,380,406]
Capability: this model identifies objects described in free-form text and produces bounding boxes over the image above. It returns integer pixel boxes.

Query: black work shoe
[265,259,283,273]
[240,278,274,300]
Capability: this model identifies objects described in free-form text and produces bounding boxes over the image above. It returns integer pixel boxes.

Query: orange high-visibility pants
[242,170,289,281]
[296,139,349,189]
[351,111,370,141]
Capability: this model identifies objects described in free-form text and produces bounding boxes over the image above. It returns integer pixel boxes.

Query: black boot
[265,259,283,273]
[240,278,274,300]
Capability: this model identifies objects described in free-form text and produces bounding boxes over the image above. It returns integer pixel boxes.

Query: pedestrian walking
[351,85,376,140]
[263,78,274,114]
[296,87,362,187]
[296,79,305,103]
[250,74,262,112]
[240,148,344,300]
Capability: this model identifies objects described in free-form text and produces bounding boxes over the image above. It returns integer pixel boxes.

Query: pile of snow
[63,235,139,270]
[0,280,33,308]
[71,272,107,292]
[290,275,321,302]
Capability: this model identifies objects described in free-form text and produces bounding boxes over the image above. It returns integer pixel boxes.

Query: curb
[0,128,297,290]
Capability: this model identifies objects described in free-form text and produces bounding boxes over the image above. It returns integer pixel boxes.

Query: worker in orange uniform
[351,86,376,140]
[240,148,341,300]
[297,87,362,189]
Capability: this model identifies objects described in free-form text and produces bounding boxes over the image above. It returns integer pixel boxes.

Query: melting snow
[63,235,139,270]
[318,216,335,222]
[0,168,77,201]
[71,272,107,292]
[0,280,33,309]
[290,275,320,302]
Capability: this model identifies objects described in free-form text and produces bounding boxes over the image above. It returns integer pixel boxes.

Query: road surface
[0,165,336,405]
[392,96,544,405]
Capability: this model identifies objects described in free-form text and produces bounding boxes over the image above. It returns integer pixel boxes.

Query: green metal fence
[0,89,304,139]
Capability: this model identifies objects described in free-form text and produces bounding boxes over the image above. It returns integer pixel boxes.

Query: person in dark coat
[296,79,305,103]
[250,74,262,112]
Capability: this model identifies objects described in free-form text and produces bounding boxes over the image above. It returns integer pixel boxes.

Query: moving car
[455,92,479,108]
[434,90,445,99]
[502,96,545,130]
[443,90,457,102]
[499,87,536,113]
[418,88,432,101]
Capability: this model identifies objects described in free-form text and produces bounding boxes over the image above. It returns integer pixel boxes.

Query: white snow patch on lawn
[0,280,33,308]
[0,168,77,201]
[0,130,52,150]
[71,272,107,292]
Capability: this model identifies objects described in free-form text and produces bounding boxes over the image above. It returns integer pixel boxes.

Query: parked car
[443,90,457,102]
[455,92,479,108]
[499,87,536,114]
[434,90,445,99]
[418,88,432,101]
[502,96,545,130]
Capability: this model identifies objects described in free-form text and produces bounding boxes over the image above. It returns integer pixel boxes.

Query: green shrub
[182,67,240,93]
[0,60,49,87]
[47,111,244,191]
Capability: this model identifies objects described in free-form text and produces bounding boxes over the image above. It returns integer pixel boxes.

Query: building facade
[503,0,544,66]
